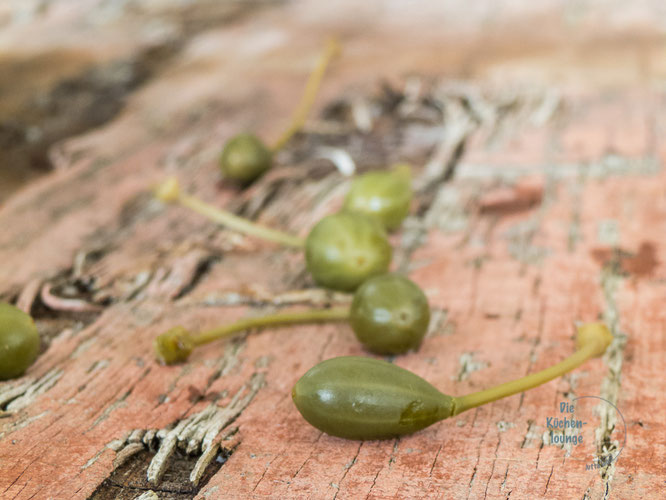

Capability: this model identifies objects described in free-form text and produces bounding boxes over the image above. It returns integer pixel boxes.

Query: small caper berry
[219,133,273,184]
[292,356,455,440]
[0,303,40,380]
[305,212,392,292]
[350,273,430,354]
[343,164,412,231]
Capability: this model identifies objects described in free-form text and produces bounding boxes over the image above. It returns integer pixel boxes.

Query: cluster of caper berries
[153,163,423,364]
[155,162,412,292]
[292,323,613,440]
[0,303,40,380]
[151,70,616,444]
[220,38,340,184]
[150,42,613,445]
[154,273,430,364]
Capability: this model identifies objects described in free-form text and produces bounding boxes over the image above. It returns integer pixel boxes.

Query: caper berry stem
[155,177,304,248]
[155,306,350,364]
[452,322,613,415]
[271,38,340,152]
[191,306,350,346]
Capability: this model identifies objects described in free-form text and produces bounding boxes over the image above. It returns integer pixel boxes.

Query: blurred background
[1,0,665,202]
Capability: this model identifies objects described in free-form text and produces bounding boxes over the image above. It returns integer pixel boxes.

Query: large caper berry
[292,356,455,440]
[0,303,40,380]
[293,324,615,441]
[343,164,412,231]
[305,212,392,292]
[350,273,430,354]
[219,133,273,184]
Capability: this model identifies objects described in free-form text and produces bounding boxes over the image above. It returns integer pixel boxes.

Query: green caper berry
[292,356,455,440]
[0,303,40,380]
[350,273,430,355]
[305,212,392,292]
[342,164,412,231]
[293,324,614,441]
[219,133,273,184]
[154,326,194,365]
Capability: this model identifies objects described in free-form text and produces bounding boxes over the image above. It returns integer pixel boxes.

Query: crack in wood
[251,453,280,493]
[595,266,628,497]
[500,463,510,492]
[517,296,546,413]
[364,467,382,500]
[332,442,363,500]
[289,432,323,482]
[543,465,554,495]
[387,439,400,468]
[483,436,502,499]
[455,352,489,382]
[172,254,221,300]
[87,367,151,431]
[520,419,537,449]
[466,421,492,499]
[429,444,443,476]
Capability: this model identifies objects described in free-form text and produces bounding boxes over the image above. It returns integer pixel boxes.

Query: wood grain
[1,1,665,499]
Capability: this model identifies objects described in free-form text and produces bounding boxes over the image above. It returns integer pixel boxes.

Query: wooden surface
[1,1,665,499]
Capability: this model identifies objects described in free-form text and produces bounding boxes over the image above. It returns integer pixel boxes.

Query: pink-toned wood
[1,1,665,499]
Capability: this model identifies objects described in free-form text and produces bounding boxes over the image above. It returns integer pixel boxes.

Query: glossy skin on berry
[291,356,455,440]
[219,133,273,184]
[304,212,392,292]
[350,273,430,354]
[0,303,40,380]
[342,165,412,231]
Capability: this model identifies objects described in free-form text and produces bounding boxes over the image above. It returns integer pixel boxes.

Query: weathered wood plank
[1,1,665,499]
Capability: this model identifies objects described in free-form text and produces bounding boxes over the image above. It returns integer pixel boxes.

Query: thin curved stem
[191,307,350,346]
[451,322,613,416]
[178,192,304,248]
[271,38,340,152]
[452,345,595,415]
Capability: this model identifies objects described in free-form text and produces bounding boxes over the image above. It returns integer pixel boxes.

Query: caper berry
[343,164,412,231]
[155,182,392,291]
[154,274,431,364]
[292,323,614,440]
[305,212,392,292]
[0,303,40,380]
[350,273,429,354]
[292,356,455,440]
[219,133,273,184]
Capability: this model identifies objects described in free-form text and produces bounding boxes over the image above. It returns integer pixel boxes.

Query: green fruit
[219,133,273,184]
[292,356,455,440]
[350,273,430,354]
[343,164,412,231]
[305,212,392,292]
[0,303,40,380]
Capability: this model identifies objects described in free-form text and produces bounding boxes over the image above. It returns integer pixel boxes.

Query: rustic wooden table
[1,1,664,498]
